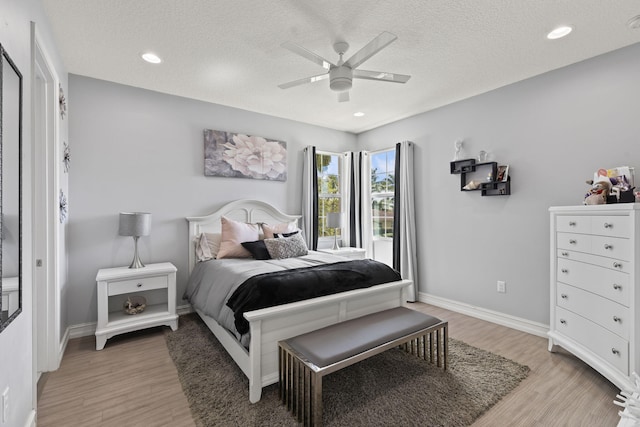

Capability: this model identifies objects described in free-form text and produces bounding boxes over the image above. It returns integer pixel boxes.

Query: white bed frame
[186,199,412,403]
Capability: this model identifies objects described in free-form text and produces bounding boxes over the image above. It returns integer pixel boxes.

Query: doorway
[31,23,61,378]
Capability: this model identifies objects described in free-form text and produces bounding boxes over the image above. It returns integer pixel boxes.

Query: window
[316,152,342,238]
[370,149,395,240]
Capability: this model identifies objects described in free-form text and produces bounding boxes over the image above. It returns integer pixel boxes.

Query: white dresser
[549,205,639,392]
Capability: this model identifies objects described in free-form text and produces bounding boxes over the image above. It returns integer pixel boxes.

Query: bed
[185,199,412,403]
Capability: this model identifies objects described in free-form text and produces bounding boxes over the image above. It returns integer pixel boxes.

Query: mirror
[0,43,23,331]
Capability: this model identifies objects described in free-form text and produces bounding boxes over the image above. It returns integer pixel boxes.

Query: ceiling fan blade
[281,41,335,70]
[344,31,397,69]
[278,73,329,89]
[353,69,411,83]
[338,91,350,102]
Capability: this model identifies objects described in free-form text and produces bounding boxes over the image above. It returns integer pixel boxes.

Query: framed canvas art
[204,129,287,181]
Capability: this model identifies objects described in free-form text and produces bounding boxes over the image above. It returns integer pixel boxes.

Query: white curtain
[360,151,373,257]
[393,141,418,301]
[301,146,318,250]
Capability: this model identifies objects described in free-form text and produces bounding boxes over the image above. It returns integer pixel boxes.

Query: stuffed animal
[584,179,611,205]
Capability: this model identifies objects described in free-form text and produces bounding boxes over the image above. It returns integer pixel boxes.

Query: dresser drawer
[554,306,629,374]
[556,215,591,234]
[556,282,629,339]
[557,249,631,273]
[590,235,631,261]
[557,258,629,306]
[108,275,168,296]
[591,215,631,238]
[557,232,591,253]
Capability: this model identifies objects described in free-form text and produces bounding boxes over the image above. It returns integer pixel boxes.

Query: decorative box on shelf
[318,247,367,260]
[95,262,178,350]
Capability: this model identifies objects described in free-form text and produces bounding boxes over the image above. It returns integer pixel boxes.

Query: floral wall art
[203,129,287,181]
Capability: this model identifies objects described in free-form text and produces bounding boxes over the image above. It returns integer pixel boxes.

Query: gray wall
[358,42,640,324]
[68,76,356,326]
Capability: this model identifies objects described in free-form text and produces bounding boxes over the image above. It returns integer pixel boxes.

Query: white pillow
[264,233,309,259]
[217,216,261,259]
[195,232,221,261]
[261,221,298,239]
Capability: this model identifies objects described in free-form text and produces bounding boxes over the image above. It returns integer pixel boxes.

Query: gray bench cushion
[285,307,442,368]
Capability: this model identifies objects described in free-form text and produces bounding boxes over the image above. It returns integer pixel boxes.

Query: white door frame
[31,22,61,376]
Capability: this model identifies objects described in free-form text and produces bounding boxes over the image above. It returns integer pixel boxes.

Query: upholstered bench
[278,307,448,426]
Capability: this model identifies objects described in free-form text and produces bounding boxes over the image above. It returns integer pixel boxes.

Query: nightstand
[318,247,367,260]
[95,262,178,350]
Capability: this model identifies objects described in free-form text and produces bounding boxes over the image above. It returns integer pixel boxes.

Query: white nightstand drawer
[591,216,631,238]
[555,306,629,375]
[108,275,168,296]
[556,282,629,339]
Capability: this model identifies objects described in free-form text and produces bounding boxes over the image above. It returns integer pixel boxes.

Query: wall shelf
[450,158,511,196]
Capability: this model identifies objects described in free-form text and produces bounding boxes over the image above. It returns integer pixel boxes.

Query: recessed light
[141,52,162,64]
[547,26,573,40]
[353,112,365,117]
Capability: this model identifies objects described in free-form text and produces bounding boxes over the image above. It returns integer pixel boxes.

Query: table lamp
[119,212,151,268]
[326,212,342,251]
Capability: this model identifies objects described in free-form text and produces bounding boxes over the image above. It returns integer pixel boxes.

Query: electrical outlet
[497,280,506,293]
[2,387,8,424]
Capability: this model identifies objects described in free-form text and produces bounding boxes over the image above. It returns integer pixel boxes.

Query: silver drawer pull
[604,244,613,250]
[613,316,621,323]
[137,283,143,288]
[561,251,569,257]
[560,294,568,299]
[613,262,622,268]
[569,239,577,244]
[569,221,576,226]
[613,284,622,290]
[612,348,620,355]
[560,319,567,325]
[561,269,568,274]
[604,223,612,229]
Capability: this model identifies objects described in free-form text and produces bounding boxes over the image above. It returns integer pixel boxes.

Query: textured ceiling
[42,0,640,134]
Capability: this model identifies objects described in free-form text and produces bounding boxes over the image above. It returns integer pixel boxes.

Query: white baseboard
[24,409,37,427]
[67,321,97,339]
[418,292,549,338]
[177,304,193,316]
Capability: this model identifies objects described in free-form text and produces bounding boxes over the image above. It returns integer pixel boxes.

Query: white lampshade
[327,212,342,229]
[119,212,152,237]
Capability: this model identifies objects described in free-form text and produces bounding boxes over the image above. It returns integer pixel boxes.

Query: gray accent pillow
[264,233,309,259]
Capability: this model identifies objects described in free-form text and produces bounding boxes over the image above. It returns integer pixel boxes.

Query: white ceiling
[42,0,640,134]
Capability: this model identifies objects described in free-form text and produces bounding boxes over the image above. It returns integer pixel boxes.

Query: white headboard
[186,199,301,273]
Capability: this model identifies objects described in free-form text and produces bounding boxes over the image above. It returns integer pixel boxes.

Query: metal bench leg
[443,323,448,370]
[311,373,322,427]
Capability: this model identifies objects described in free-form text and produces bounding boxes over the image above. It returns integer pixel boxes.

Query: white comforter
[184,251,347,344]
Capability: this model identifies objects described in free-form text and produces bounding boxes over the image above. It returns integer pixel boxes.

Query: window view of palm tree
[371,150,395,239]
[316,152,341,238]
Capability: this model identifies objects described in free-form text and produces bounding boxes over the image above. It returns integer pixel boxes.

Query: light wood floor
[37,303,622,426]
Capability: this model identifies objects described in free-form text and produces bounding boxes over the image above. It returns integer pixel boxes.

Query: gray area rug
[165,313,530,426]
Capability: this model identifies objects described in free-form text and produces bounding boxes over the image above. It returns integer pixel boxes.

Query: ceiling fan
[278,31,411,102]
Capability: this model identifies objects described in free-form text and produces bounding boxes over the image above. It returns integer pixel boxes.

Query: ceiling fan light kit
[330,66,353,91]
[279,31,411,102]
